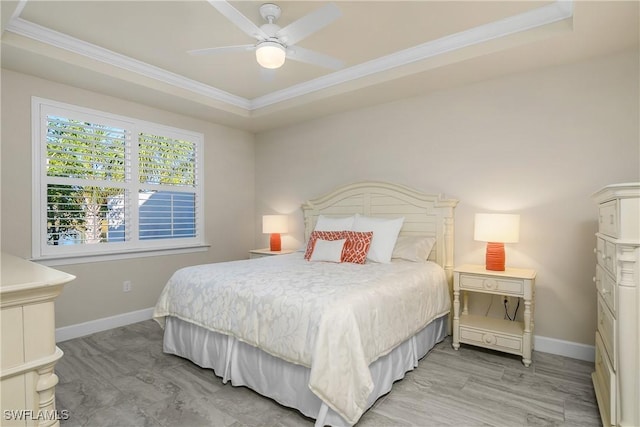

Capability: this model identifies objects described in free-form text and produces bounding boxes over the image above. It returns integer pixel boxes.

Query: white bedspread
[153,253,450,425]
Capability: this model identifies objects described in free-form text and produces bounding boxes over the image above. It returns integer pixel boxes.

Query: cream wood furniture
[1,253,74,427]
[452,264,536,366]
[249,248,295,259]
[591,183,639,427]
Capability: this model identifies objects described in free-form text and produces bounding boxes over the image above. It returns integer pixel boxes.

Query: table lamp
[474,213,520,271]
[263,215,288,252]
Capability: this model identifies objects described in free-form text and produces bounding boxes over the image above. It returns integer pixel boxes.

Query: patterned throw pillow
[341,231,373,264]
[304,230,373,264]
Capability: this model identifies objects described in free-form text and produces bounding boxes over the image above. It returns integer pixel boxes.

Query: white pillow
[392,236,436,262]
[314,215,355,231]
[309,238,346,263]
[353,214,404,263]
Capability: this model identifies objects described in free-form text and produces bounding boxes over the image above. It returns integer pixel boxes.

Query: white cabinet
[0,253,74,427]
[452,264,536,367]
[591,183,639,427]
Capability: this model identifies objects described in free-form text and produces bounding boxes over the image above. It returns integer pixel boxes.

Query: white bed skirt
[163,314,448,426]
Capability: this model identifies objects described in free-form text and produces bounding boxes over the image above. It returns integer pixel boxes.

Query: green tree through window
[33,98,204,260]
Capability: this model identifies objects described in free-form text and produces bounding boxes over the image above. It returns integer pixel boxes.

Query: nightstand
[249,248,295,259]
[452,264,536,366]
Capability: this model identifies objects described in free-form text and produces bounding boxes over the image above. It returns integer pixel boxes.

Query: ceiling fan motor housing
[260,23,281,39]
[260,3,281,23]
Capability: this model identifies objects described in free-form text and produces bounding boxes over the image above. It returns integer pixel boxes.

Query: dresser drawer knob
[482,334,496,345]
[483,279,497,290]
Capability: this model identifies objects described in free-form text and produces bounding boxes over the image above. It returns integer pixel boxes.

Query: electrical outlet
[123,280,132,292]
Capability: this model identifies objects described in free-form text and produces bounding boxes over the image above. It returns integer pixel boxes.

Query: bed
[153,182,458,426]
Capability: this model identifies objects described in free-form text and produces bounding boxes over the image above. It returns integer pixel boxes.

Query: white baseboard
[56,308,596,363]
[534,335,595,362]
[55,307,155,342]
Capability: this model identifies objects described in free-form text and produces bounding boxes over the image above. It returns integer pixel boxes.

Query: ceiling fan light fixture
[256,41,286,69]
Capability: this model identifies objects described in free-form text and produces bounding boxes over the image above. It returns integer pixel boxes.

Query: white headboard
[301,181,458,284]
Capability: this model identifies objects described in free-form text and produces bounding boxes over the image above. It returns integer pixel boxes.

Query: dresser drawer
[594,332,616,426]
[458,274,524,296]
[595,265,616,315]
[598,200,618,238]
[596,237,616,277]
[597,295,616,369]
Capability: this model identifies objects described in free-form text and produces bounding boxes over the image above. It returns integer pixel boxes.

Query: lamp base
[485,242,505,271]
[269,233,281,252]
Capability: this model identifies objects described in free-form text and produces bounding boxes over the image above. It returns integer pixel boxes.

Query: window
[32,98,205,262]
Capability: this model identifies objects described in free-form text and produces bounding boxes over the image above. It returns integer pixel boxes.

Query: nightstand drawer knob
[483,279,497,290]
[482,333,497,345]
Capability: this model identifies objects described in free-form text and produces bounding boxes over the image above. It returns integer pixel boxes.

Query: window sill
[32,244,210,267]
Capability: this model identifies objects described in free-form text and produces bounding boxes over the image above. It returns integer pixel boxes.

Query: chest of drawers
[1,253,74,427]
[591,183,639,427]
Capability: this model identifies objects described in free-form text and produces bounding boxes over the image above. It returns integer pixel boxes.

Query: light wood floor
[55,320,601,426]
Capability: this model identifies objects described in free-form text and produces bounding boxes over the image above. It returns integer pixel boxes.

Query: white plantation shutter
[46,116,128,180]
[33,98,204,260]
[138,133,196,186]
[137,132,199,240]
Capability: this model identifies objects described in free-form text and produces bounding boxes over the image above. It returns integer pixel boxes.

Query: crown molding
[251,1,573,109]
[6,1,573,113]
[6,17,251,110]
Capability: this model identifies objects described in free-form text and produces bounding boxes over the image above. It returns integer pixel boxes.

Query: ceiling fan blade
[188,44,255,56]
[286,46,344,70]
[276,3,341,46]
[207,0,268,40]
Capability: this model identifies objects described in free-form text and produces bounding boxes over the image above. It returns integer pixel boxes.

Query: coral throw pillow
[304,230,373,264]
[341,231,373,264]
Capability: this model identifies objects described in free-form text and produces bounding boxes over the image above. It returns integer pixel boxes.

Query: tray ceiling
[1,1,638,132]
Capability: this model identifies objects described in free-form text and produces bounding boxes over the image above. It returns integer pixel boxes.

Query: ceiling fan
[188,1,344,70]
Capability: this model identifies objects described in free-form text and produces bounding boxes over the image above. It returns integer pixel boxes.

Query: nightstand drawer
[459,324,523,354]
[597,295,616,369]
[458,274,523,296]
[598,200,618,238]
[595,265,616,315]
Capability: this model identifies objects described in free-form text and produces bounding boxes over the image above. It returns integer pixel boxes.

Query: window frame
[32,97,207,265]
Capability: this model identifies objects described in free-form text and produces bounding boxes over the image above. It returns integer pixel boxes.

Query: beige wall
[1,69,256,327]
[254,50,640,346]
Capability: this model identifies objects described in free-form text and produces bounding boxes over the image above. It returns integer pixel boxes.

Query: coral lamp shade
[474,213,520,271]
[263,215,288,251]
